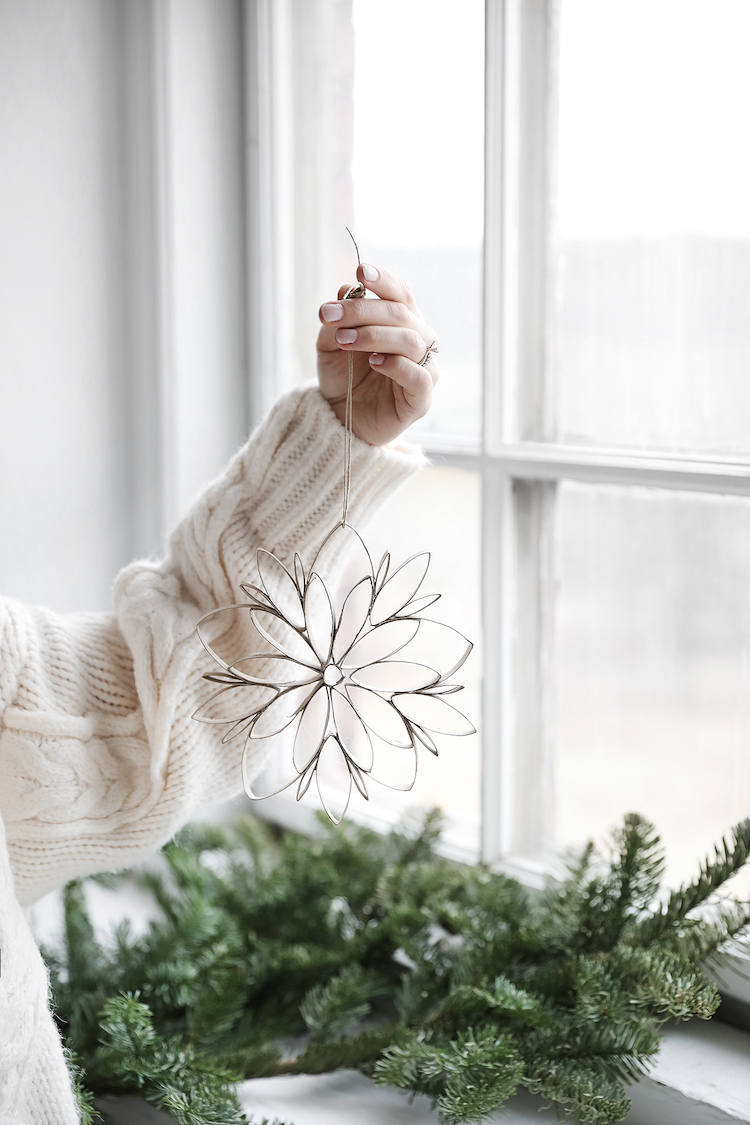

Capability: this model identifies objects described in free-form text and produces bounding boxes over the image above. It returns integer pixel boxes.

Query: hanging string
[342,351,354,526]
[341,229,366,527]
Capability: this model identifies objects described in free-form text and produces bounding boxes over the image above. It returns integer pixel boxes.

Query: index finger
[355,264,421,316]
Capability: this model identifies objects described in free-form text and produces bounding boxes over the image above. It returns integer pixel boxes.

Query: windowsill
[239,1019,750,1125]
[241,1019,750,1125]
[92,1018,750,1125]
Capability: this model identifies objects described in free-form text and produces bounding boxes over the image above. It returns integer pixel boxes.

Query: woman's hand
[317,264,440,446]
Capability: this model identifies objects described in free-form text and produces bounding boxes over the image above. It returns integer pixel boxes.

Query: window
[251,0,485,860]
[253,0,750,908]
[488,0,750,893]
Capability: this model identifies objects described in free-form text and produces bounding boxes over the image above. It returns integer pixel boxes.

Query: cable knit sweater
[0,387,425,1124]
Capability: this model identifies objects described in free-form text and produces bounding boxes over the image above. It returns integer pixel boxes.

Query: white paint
[648,1020,750,1120]
[240,1070,560,1124]
[165,0,248,518]
[0,0,129,611]
[0,0,251,610]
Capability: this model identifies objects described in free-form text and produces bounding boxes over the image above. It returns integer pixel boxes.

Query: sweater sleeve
[0,388,425,904]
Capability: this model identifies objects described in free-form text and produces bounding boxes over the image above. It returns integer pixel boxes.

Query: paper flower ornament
[193,230,474,823]
[194,523,475,824]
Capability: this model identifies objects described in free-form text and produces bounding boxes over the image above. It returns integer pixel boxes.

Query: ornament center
[323,663,343,687]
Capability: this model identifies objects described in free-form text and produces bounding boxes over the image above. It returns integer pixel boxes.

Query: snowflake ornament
[194,230,474,823]
[194,522,475,824]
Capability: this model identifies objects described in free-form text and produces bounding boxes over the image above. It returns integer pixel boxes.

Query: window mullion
[482,0,559,865]
[481,461,516,864]
[490,443,750,497]
[244,0,296,429]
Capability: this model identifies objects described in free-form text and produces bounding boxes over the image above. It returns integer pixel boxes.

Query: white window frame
[244,0,750,909]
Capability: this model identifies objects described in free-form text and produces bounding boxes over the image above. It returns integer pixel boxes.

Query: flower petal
[350,661,440,694]
[368,734,418,791]
[331,688,373,771]
[411,724,440,756]
[304,574,335,663]
[315,736,353,824]
[221,716,256,744]
[333,577,373,661]
[193,683,276,725]
[231,654,319,688]
[342,619,419,669]
[345,685,412,748]
[203,671,247,686]
[370,553,430,625]
[293,685,330,772]
[294,553,306,594]
[398,593,441,617]
[242,728,302,799]
[197,604,260,671]
[399,619,473,680]
[250,610,319,667]
[421,682,464,696]
[311,523,374,585]
[239,583,275,610]
[257,550,305,629]
[374,552,390,592]
[351,765,369,799]
[250,682,317,738]
[297,761,316,799]
[393,693,476,736]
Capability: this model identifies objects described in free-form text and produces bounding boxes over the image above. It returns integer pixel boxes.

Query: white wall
[0,0,129,611]
[0,0,249,613]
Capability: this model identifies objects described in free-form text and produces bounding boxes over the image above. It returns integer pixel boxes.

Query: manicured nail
[321,302,344,322]
[335,328,358,344]
[362,264,379,282]
[370,353,384,365]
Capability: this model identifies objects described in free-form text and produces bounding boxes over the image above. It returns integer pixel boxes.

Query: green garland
[43,811,750,1125]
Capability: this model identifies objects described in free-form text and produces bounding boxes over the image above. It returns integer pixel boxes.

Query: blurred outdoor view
[351,0,484,445]
[554,482,750,889]
[550,0,750,887]
[555,0,750,453]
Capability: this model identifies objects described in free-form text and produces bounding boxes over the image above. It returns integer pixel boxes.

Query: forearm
[2,387,425,903]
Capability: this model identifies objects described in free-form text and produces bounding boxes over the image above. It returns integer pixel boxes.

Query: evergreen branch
[634,819,750,945]
[299,964,383,1041]
[45,810,750,1125]
[524,1059,632,1124]
[269,1025,403,1078]
[374,1028,523,1123]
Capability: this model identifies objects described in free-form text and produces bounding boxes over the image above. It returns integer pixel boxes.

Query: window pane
[272,467,482,852]
[358,467,481,849]
[555,0,750,453]
[351,0,484,444]
[553,482,750,888]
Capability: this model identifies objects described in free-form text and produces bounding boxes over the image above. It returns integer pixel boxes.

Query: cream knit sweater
[0,387,424,1124]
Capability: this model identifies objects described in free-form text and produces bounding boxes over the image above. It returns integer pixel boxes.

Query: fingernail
[321,302,344,322]
[370,353,384,365]
[336,328,358,344]
[362,264,379,282]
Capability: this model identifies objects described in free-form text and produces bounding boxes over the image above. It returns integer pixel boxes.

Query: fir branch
[270,1025,404,1078]
[374,1028,523,1123]
[632,819,750,946]
[47,810,750,1125]
[524,1059,632,1124]
[299,964,382,1041]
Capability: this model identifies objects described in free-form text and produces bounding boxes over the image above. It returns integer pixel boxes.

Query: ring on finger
[419,340,440,366]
